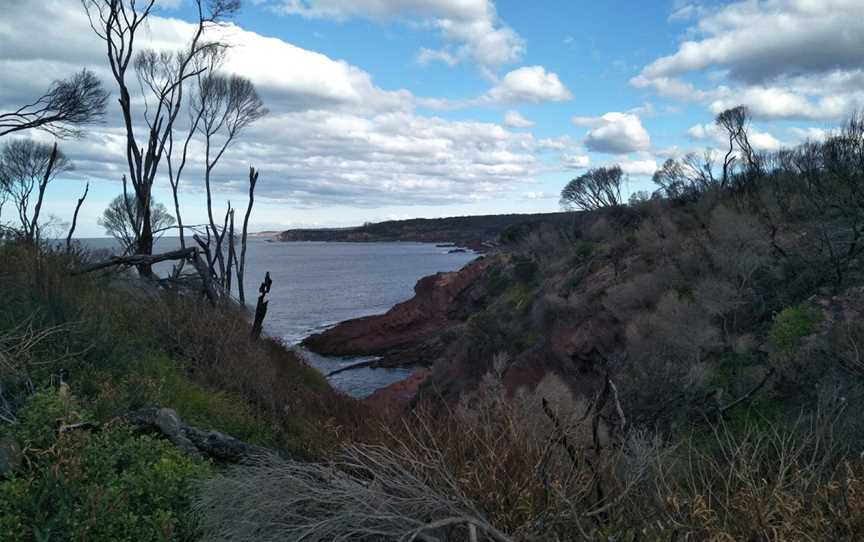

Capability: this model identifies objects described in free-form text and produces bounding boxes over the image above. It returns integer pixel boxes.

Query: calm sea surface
[77,237,476,397]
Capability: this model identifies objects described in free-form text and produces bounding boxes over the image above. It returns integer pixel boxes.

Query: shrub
[0,391,210,542]
[769,304,821,355]
[91,355,276,446]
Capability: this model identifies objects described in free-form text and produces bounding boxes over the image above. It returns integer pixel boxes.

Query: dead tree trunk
[237,166,259,305]
[73,247,196,275]
[65,182,89,252]
[251,271,272,340]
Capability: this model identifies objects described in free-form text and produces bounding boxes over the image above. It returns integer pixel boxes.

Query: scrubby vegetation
[214,108,864,540]
[0,242,370,539]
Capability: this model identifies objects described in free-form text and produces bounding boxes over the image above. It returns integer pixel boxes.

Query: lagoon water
[78,237,476,398]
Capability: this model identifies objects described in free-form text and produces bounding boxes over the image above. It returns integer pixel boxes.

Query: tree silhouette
[0,69,108,139]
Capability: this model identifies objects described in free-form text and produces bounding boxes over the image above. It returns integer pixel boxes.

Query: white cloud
[416,48,458,66]
[270,0,524,71]
[536,137,570,150]
[617,159,658,176]
[503,110,534,128]
[485,66,572,104]
[634,0,864,121]
[572,112,651,154]
[561,153,590,169]
[643,0,864,84]
[415,66,572,109]
[522,191,554,200]
[0,0,548,220]
[687,122,783,151]
[787,126,830,142]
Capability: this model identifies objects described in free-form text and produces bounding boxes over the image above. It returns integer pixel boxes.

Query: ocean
[76,237,477,398]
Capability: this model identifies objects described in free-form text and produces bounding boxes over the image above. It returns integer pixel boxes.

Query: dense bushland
[0,242,371,539]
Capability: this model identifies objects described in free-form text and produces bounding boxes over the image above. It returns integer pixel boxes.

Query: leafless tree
[99,193,175,254]
[191,68,266,290]
[0,139,72,242]
[792,113,864,285]
[66,182,90,252]
[716,105,758,183]
[561,165,624,211]
[163,46,226,250]
[653,151,718,202]
[82,0,240,276]
[0,70,108,139]
[237,167,259,304]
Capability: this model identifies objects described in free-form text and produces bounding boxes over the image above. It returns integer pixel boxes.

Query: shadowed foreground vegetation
[0,242,368,540]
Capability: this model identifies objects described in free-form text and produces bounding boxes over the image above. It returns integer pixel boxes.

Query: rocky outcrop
[364,369,432,414]
[302,255,499,367]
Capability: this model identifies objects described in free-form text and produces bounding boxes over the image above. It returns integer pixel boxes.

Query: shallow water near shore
[75,237,476,398]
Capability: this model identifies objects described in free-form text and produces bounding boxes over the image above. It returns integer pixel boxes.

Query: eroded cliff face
[301,254,500,367]
[301,217,628,407]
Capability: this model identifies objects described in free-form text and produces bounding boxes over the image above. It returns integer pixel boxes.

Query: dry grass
[195,361,864,541]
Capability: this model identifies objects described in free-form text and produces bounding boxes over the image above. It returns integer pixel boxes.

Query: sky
[1,0,863,236]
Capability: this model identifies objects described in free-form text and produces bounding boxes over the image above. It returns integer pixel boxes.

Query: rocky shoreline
[301,254,497,367]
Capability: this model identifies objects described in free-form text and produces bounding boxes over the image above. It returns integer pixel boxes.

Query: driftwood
[73,247,196,275]
[123,407,271,462]
[250,271,272,340]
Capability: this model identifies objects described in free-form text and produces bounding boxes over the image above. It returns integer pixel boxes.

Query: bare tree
[163,46,225,250]
[82,0,240,276]
[653,151,718,202]
[66,182,90,252]
[237,167,259,304]
[191,69,267,289]
[0,139,72,242]
[0,70,108,139]
[99,193,175,254]
[716,105,758,183]
[561,166,624,211]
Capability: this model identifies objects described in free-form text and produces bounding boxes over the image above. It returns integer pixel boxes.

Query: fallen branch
[72,247,196,275]
[123,407,270,462]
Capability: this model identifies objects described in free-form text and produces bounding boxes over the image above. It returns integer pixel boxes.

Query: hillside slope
[307,188,864,432]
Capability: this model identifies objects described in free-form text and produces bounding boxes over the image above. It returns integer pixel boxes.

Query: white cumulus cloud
[634,0,864,121]
[572,112,651,155]
[485,66,572,104]
[269,0,524,71]
[0,0,550,228]
[503,110,534,128]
